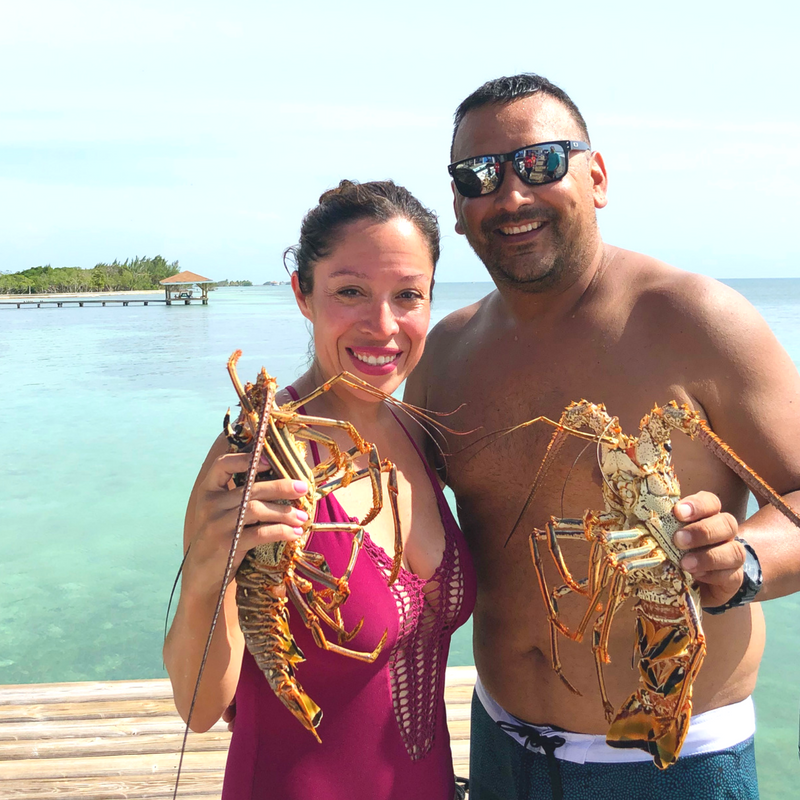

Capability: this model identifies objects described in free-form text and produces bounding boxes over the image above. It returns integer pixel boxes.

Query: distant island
[0,256,180,294]
[211,279,253,287]
[263,280,290,286]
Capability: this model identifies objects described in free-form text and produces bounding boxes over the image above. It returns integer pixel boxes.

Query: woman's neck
[290,366,390,430]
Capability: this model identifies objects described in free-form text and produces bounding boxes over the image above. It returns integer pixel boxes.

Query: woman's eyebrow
[328,268,369,279]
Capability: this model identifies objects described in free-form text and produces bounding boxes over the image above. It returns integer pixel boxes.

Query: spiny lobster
[507,400,800,768]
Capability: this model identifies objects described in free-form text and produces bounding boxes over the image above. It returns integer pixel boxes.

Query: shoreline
[0,289,164,300]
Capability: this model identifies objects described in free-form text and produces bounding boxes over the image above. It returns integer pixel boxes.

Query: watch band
[704,536,763,615]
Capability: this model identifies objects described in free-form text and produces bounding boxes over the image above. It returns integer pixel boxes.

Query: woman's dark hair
[285,180,440,295]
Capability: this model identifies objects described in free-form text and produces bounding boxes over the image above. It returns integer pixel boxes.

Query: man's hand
[673,491,745,608]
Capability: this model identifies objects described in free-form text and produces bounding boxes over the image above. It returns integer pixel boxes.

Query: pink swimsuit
[221,393,476,799]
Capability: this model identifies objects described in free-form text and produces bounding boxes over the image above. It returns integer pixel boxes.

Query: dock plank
[0,667,475,797]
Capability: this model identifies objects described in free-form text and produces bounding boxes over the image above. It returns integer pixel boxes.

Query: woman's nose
[364,301,400,336]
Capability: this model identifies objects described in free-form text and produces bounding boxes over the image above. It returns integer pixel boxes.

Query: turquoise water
[2,280,799,794]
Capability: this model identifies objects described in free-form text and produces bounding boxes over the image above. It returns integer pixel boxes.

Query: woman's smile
[346,346,403,375]
[292,216,434,400]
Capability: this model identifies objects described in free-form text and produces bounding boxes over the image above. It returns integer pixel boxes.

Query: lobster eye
[664,442,672,453]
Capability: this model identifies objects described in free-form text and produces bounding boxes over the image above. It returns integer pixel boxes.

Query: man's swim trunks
[469,682,758,799]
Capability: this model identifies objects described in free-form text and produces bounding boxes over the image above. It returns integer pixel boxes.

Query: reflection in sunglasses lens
[452,142,575,196]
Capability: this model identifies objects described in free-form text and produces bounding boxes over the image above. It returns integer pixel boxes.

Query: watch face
[704,538,762,614]
[738,538,763,604]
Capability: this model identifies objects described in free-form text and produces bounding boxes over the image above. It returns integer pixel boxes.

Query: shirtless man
[405,74,800,798]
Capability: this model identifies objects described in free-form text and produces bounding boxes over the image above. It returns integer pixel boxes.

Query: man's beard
[463,210,597,294]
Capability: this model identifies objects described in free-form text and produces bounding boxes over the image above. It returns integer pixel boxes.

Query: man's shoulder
[427,290,497,347]
[612,247,751,321]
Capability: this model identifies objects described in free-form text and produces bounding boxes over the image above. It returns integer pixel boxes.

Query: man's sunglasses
[448,140,591,198]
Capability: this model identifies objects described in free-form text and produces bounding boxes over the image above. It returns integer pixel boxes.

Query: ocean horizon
[2,279,799,795]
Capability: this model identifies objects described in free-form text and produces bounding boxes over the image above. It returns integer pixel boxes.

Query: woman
[164,180,476,799]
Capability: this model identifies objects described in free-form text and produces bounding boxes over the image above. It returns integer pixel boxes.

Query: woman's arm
[163,434,310,731]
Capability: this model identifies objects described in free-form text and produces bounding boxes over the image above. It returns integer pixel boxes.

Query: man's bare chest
[428,334,728,538]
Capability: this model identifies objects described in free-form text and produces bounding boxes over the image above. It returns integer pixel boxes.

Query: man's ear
[589,150,609,210]
[291,271,314,322]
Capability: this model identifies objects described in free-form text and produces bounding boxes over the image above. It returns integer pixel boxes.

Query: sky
[1,0,798,283]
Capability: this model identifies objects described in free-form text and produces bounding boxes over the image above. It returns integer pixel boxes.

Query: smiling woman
[163,180,476,800]
[291,215,433,395]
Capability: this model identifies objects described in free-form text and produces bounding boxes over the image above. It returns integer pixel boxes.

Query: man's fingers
[673,511,738,550]
[680,539,746,576]
[698,571,746,609]
[673,491,722,524]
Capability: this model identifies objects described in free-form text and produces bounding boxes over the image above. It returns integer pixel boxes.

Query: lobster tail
[237,554,324,741]
[606,691,690,769]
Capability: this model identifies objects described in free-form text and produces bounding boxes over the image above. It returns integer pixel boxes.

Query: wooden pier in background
[0,666,475,798]
[0,298,204,308]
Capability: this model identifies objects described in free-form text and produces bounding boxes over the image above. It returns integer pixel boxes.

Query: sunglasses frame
[448,140,591,198]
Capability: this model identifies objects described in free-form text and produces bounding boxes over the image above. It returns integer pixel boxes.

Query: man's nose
[493,163,536,214]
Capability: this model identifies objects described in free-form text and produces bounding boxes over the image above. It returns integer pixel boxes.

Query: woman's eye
[336,287,362,298]
[398,290,423,301]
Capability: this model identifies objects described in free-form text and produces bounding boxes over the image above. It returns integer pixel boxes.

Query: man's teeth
[500,221,543,235]
[353,352,397,366]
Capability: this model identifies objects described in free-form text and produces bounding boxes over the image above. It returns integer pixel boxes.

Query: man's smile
[498,221,546,236]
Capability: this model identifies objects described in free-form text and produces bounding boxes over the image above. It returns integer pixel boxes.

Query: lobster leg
[595,549,665,663]
[544,518,594,595]
[286,579,388,661]
[280,411,371,455]
[530,528,584,640]
[293,428,403,584]
[548,580,590,696]
[591,569,632,720]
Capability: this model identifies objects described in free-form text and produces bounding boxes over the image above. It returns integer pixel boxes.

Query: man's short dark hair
[451,74,590,158]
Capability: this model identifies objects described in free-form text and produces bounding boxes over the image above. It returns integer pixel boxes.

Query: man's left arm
[671,281,800,608]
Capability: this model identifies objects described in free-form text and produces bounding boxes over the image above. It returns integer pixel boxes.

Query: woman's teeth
[500,221,543,235]
[353,352,397,365]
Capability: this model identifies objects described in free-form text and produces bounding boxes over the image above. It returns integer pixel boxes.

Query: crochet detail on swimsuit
[364,531,465,760]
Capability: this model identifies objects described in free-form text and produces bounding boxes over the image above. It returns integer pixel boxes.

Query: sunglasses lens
[452,158,501,197]
[514,143,567,185]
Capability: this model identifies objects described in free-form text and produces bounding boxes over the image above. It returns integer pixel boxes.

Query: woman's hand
[183,450,311,598]
[164,442,312,730]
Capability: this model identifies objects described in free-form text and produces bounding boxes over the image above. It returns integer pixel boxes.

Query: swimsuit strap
[285,385,322,466]
[387,408,439,485]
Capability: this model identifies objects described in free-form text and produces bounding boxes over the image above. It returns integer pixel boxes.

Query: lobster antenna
[561,440,594,520]
[163,546,191,653]
[172,383,275,799]
[504,426,568,548]
[595,418,618,497]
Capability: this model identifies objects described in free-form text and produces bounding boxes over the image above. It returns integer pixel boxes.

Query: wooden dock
[0,298,204,308]
[0,666,476,798]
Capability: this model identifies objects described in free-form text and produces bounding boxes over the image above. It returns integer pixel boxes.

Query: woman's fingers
[204,452,253,491]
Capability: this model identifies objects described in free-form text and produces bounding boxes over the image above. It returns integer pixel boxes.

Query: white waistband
[476,676,755,764]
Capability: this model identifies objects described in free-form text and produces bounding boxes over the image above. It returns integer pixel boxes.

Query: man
[405,74,800,799]
[545,145,560,180]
